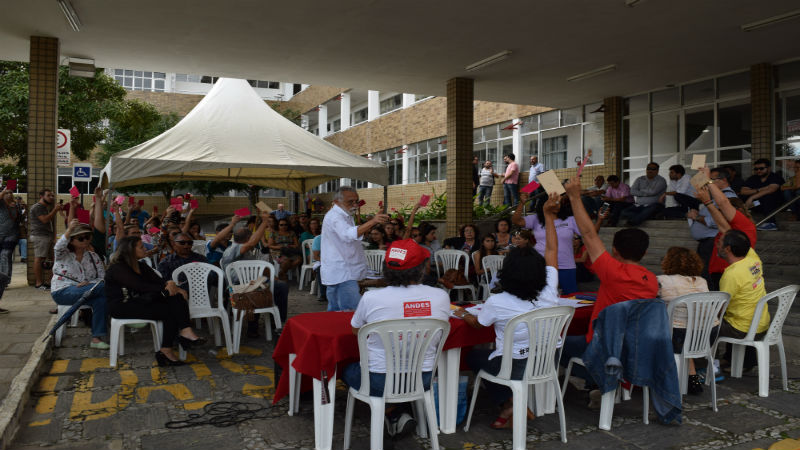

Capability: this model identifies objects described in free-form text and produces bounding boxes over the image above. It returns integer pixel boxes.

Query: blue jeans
[558,268,578,295]
[17,239,27,260]
[477,185,493,206]
[51,282,108,337]
[326,279,361,311]
[342,362,432,397]
[559,335,593,385]
[503,183,519,207]
[466,347,528,405]
[785,189,800,219]
[620,203,664,226]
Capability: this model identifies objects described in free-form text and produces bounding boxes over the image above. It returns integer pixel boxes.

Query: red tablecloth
[272,299,595,403]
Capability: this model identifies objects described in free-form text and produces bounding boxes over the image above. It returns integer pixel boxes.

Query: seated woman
[657,246,712,395]
[493,218,512,255]
[509,228,533,250]
[366,224,390,250]
[268,218,302,281]
[443,224,479,254]
[472,234,498,291]
[51,220,109,349]
[458,194,561,429]
[415,222,441,286]
[105,236,206,366]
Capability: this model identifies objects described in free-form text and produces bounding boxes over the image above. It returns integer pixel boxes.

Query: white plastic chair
[716,284,799,397]
[364,249,385,274]
[343,318,450,450]
[297,239,316,290]
[172,262,233,358]
[561,356,649,431]
[479,254,504,301]
[667,291,730,411]
[465,306,574,450]
[54,304,93,347]
[225,260,282,354]
[434,249,477,302]
[109,318,163,367]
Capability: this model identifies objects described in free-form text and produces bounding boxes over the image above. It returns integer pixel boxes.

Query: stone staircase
[597,216,800,335]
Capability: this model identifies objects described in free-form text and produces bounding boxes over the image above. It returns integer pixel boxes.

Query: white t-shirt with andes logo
[351,284,451,373]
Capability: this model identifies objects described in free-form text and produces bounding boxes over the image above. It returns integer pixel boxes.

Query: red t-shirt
[708,211,757,275]
[586,251,659,342]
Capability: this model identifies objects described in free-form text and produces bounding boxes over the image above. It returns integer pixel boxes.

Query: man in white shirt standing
[528,155,545,210]
[661,164,699,219]
[321,186,388,311]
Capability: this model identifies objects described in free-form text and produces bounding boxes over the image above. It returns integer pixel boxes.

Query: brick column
[750,63,773,162]
[445,78,473,237]
[603,96,624,178]
[26,36,60,285]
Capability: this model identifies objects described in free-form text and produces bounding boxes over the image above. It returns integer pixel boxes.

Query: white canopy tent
[100,78,388,193]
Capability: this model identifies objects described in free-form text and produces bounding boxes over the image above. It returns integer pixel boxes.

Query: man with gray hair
[321,186,388,311]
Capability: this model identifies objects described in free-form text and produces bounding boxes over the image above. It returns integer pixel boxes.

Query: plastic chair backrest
[172,262,224,311]
[434,249,469,279]
[301,239,315,265]
[364,250,385,273]
[357,318,450,401]
[751,285,799,345]
[497,306,575,382]
[224,260,276,296]
[481,255,505,286]
[667,292,730,358]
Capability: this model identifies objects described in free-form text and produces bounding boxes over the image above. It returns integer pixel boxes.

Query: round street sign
[57,130,68,148]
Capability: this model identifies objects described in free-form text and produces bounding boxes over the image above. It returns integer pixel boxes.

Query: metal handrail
[755,192,800,227]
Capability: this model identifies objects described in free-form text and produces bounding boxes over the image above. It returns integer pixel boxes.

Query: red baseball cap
[385,239,430,270]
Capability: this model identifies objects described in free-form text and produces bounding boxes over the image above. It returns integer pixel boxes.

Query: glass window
[379,94,402,114]
[625,94,649,116]
[718,71,750,98]
[499,121,514,139]
[683,79,714,105]
[776,142,800,158]
[541,125,581,170]
[684,106,714,151]
[353,108,367,125]
[652,87,679,111]
[483,125,497,142]
[652,111,680,155]
[541,134,567,170]
[561,107,582,126]
[583,122,604,165]
[584,102,604,123]
[777,60,800,88]
[521,134,538,171]
[718,100,751,147]
[776,89,800,142]
[719,148,751,162]
[540,111,559,129]
[473,128,483,143]
[623,116,649,158]
[520,115,539,133]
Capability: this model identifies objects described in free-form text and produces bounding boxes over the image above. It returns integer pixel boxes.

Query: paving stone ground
[6,275,800,450]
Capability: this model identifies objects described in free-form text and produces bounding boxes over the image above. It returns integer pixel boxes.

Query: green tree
[0,61,127,165]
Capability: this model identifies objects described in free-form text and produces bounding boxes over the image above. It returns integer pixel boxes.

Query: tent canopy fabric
[100,78,388,193]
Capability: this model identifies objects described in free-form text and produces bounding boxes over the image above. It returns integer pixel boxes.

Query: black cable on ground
[165,401,271,429]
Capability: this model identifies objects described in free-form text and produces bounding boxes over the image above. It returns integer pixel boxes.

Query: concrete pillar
[750,63,773,163]
[511,117,521,162]
[445,78,474,237]
[368,90,380,121]
[402,145,410,184]
[402,93,415,109]
[340,92,351,130]
[26,36,60,285]
[318,105,328,137]
[603,96,624,179]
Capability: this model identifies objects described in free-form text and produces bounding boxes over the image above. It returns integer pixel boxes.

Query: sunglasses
[71,235,91,242]
[175,240,193,245]
[753,166,767,171]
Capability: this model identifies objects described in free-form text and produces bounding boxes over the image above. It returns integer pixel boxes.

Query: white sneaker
[394,413,416,438]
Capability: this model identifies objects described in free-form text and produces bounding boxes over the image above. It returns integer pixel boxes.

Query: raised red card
[76,209,91,224]
[190,199,199,209]
[234,207,251,217]
[6,179,16,191]
[114,195,125,205]
[138,199,144,207]
[69,186,80,198]
[148,226,160,234]
[419,194,431,207]
[128,196,135,206]
[153,205,158,213]
[520,180,541,194]
[357,200,366,207]
[169,197,182,206]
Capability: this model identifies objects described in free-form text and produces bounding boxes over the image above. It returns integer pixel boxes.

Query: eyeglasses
[175,240,193,245]
[753,166,767,171]
[711,177,724,181]
[646,167,658,171]
[72,235,90,242]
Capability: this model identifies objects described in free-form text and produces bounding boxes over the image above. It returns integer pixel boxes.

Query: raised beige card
[255,201,272,213]
[690,171,710,191]
[690,154,706,170]
[538,170,566,195]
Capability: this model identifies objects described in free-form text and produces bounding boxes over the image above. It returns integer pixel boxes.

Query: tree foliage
[0,61,127,165]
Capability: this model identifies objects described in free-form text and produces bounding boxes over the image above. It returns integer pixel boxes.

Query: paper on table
[538,170,566,195]
[465,305,483,315]
[558,298,595,308]
[690,172,711,191]
[690,154,706,170]
[255,201,272,213]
